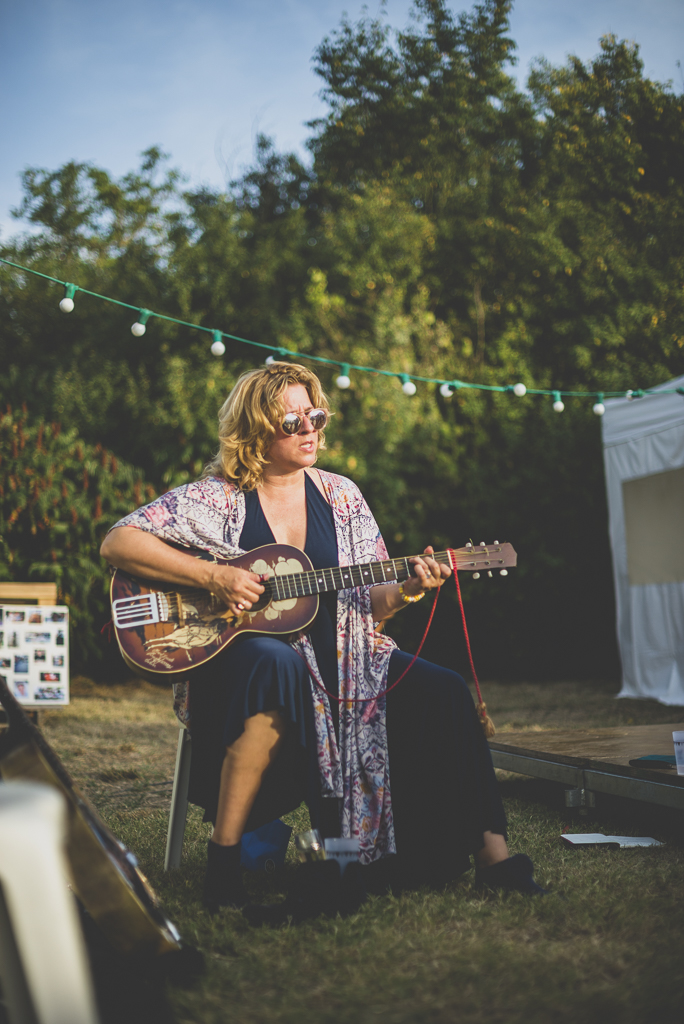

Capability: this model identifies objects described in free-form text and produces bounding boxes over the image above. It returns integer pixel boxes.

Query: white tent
[602,375,684,705]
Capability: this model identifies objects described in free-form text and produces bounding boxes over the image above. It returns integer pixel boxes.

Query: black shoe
[202,840,249,913]
[475,854,548,896]
[243,858,371,927]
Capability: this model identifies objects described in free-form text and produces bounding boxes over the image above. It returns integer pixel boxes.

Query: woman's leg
[477,831,509,867]
[386,651,509,882]
[212,709,287,846]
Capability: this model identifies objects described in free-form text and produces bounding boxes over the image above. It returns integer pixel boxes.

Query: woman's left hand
[403,546,452,596]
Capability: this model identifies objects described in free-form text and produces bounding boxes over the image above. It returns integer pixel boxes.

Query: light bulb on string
[265,347,288,366]
[399,374,417,396]
[59,283,77,313]
[210,331,226,357]
[440,380,462,398]
[336,363,351,389]
[593,393,605,416]
[131,309,151,337]
[552,391,565,413]
[512,382,527,397]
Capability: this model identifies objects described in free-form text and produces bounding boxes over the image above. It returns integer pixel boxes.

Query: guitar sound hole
[251,590,273,612]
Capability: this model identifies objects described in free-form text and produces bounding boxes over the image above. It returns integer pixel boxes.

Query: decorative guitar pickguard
[250,555,304,620]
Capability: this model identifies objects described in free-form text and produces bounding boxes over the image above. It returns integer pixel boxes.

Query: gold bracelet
[399,583,425,604]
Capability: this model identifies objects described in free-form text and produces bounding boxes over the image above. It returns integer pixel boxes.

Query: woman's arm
[369,546,451,622]
[101,527,264,614]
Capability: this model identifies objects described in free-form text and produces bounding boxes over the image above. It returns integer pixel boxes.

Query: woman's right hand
[207,562,265,615]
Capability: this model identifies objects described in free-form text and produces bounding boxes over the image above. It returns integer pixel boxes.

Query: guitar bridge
[113,592,168,629]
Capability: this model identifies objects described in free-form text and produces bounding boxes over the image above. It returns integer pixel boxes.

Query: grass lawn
[40,676,684,1024]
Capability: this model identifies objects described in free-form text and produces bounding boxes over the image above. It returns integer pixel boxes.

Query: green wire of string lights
[1,256,681,412]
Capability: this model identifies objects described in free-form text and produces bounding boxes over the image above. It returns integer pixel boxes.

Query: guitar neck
[267,548,497,602]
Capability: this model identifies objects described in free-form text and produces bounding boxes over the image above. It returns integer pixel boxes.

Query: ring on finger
[236,603,244,611]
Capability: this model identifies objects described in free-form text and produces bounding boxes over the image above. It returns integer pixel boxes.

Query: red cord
[449,550,484,707]
[297,585,441,703]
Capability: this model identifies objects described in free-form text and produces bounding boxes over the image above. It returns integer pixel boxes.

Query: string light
[265,347,288,365]
[335,363,351,389]
[210,330,226,357]
[399,374,417,396]
[59,283,77,313]
[0,257,677,411]
[552,391,565,413]
[131,309,151,336]
[593,393,605,416]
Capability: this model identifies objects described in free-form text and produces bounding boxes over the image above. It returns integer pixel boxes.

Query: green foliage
[0,408,155,667]
[1,0,683,678]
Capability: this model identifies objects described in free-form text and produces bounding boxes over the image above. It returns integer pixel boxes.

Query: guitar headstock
[448,542,517,579]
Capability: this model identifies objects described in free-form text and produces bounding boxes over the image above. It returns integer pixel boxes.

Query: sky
[1,0,683,239]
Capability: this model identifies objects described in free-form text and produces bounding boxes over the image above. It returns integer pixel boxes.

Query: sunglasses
[281,408,329,435]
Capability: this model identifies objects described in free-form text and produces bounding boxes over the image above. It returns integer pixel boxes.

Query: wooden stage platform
[489,723,684,811]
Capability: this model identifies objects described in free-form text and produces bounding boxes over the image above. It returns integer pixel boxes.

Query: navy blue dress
[187,474,507,881]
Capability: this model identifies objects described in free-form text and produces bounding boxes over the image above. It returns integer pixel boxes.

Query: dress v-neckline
[254,474,313,549]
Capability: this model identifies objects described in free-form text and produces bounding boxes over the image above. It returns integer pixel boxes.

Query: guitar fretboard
[266,549,500,602]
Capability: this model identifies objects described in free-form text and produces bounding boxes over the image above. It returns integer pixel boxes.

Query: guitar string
[152,548,506,608]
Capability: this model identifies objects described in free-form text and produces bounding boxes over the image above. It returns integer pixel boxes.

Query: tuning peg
[493,540,499,545]
[500,569,508,576]
[473,572,481,579]
[479,541,486,547]
[487,571,493,577]
[466,542,473,550]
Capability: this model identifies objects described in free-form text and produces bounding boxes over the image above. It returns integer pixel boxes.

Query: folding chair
[164,725,192,871]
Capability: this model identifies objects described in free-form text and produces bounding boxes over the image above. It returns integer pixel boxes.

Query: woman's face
[265,383,322,475]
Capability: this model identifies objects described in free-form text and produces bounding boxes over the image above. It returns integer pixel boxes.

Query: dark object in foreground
[80,906,203,1024]
[475,854,548,896]
[0,673,183,956]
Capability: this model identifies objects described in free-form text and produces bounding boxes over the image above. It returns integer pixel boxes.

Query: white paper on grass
[561,834,664,849]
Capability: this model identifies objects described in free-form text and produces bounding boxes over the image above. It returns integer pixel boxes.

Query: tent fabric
[602,375,684,705]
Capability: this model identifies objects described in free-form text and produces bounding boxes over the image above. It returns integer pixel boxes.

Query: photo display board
[0,605,69,705]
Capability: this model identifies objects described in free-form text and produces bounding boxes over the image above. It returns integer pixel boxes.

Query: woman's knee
[237,637,306,672]
[415,660,473,708]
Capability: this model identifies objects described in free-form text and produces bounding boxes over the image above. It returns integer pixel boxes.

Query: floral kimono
[113,470,398,861]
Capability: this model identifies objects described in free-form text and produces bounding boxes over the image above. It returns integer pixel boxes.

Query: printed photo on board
[34,686,65,701]
[56,630,65,645]
[14,681,29,699]
[6,611,25,623]
[53,654,64,667]
[40,671,60,682]
[0,657,10,668]
[14,655,29,673]
[25,632,51,643]
[34,649,47,662]
[50,612,66,622]
[28,611,43,624]
[8,632,19,648]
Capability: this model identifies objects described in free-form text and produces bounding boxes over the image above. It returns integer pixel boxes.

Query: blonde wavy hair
[202,362,331,490]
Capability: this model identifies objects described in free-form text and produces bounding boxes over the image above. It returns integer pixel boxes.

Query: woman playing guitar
[101,362,545,912]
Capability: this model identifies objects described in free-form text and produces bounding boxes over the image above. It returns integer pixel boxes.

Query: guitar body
[111,543,318,676]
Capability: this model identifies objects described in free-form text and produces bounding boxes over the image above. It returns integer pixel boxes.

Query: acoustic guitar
[110,541,516,676]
